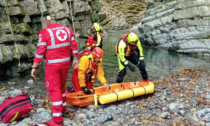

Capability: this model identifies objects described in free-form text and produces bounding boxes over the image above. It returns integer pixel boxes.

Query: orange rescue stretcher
[66,81,155,107]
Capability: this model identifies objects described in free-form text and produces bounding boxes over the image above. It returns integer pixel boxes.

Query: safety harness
[115,34,136,56]
[87,32,103,49]
[79,51,98,83]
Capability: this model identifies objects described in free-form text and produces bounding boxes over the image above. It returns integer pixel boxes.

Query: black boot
[116,68,126,83]
[67,85,75,93]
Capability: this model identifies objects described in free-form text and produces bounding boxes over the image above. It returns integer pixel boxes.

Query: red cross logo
[56,30,67,41]
[58,31,66,39]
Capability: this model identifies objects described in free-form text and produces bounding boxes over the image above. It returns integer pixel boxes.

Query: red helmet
[92,47,104,58]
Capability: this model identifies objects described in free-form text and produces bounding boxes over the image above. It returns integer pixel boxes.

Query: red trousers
[71,68,94,92]
[45,65,69,122]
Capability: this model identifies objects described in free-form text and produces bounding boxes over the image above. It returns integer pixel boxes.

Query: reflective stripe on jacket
[34,24,78,65]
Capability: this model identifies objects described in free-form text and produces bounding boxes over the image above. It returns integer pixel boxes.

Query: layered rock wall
[98,0,146,30]
[139,0,210,55]
[0,0,100,79]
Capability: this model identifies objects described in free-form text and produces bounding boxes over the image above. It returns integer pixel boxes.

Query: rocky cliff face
[98,0,146,30]
[139,0,210,55]
[0,0,100,79]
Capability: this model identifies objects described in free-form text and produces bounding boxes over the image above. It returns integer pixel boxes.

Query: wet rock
[15,23,32,34]
[203,113,210,122]
[0,124,8,126]
[33,99,46,106]
[0,96,5,104]
[192,99,200,106]
[24,86,31,92]
[162,107,169,112]
[86,111,95,119]
[22,118,36,125]
[37,108,46,114]
[129,117,140,125]
[10,121,17,125]
[103,121,121,126]
[164,90,172,95]
[161,96,166,100]
[197,108,210,118]
[76,113,86,120]
[20,0,40,16]
[205,94,210,100]
[87,104,96,109]
[39,111,51,121]
[97,112,113,124]
[177,77,189,81]
[133,121,143,126]
[160,112,171,119]
[206,123,210,126]
[125,101,135,107]
[186,112,199,123]
[37,0,47,13]
[83,119,95,126]
[10,89,22,97]
[178,109,187,117]
[74,1,91,15]
[63,118,77,126]
[9,6,25,16]
[32,114,42,122]
[16,122,27,126]
[67,107,75,112]
[8,81,15,85]
[117,117,127,124]
[169,102,180,113]
[23,15,31,23]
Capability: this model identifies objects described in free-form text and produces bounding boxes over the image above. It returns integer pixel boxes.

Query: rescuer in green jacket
[115,32,149,83]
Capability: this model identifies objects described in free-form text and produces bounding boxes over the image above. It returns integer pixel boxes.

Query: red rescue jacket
[34,24,79,66]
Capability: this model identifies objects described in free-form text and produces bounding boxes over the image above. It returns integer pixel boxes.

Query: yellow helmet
[127,32,138,43]
[93,23,102,32]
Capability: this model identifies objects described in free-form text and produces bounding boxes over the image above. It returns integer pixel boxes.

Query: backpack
[0,94,32,123]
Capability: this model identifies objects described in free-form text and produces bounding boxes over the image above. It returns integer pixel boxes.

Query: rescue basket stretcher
[66,81,155,107]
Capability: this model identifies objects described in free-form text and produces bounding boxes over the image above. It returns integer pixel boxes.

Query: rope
[68,1,86,50]
[69,1,75,33]
[41,12,43,21]
[3,0,21,66]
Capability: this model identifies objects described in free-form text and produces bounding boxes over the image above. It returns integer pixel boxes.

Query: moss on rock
[15,23,32,34]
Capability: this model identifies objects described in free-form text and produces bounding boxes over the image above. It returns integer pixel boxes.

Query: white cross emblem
[56,30,67,41]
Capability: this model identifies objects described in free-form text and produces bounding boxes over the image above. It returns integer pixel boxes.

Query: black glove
[137,60,145,69]
[127,64,135,72]
[82,86,91,94]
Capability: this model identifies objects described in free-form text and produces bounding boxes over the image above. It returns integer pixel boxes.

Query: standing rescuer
[31,16,79,124]
[75,23,103,50]
[116,32,149,83]
[71,47,110,94]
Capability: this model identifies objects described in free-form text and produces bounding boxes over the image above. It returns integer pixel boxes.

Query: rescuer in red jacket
[75,23,103,51]
[31,16,79,124]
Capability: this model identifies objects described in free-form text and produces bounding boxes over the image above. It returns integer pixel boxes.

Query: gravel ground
[0,68,209,126]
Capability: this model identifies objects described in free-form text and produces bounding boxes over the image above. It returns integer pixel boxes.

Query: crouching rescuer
[116,32,149,83]
[71,47,110,94]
